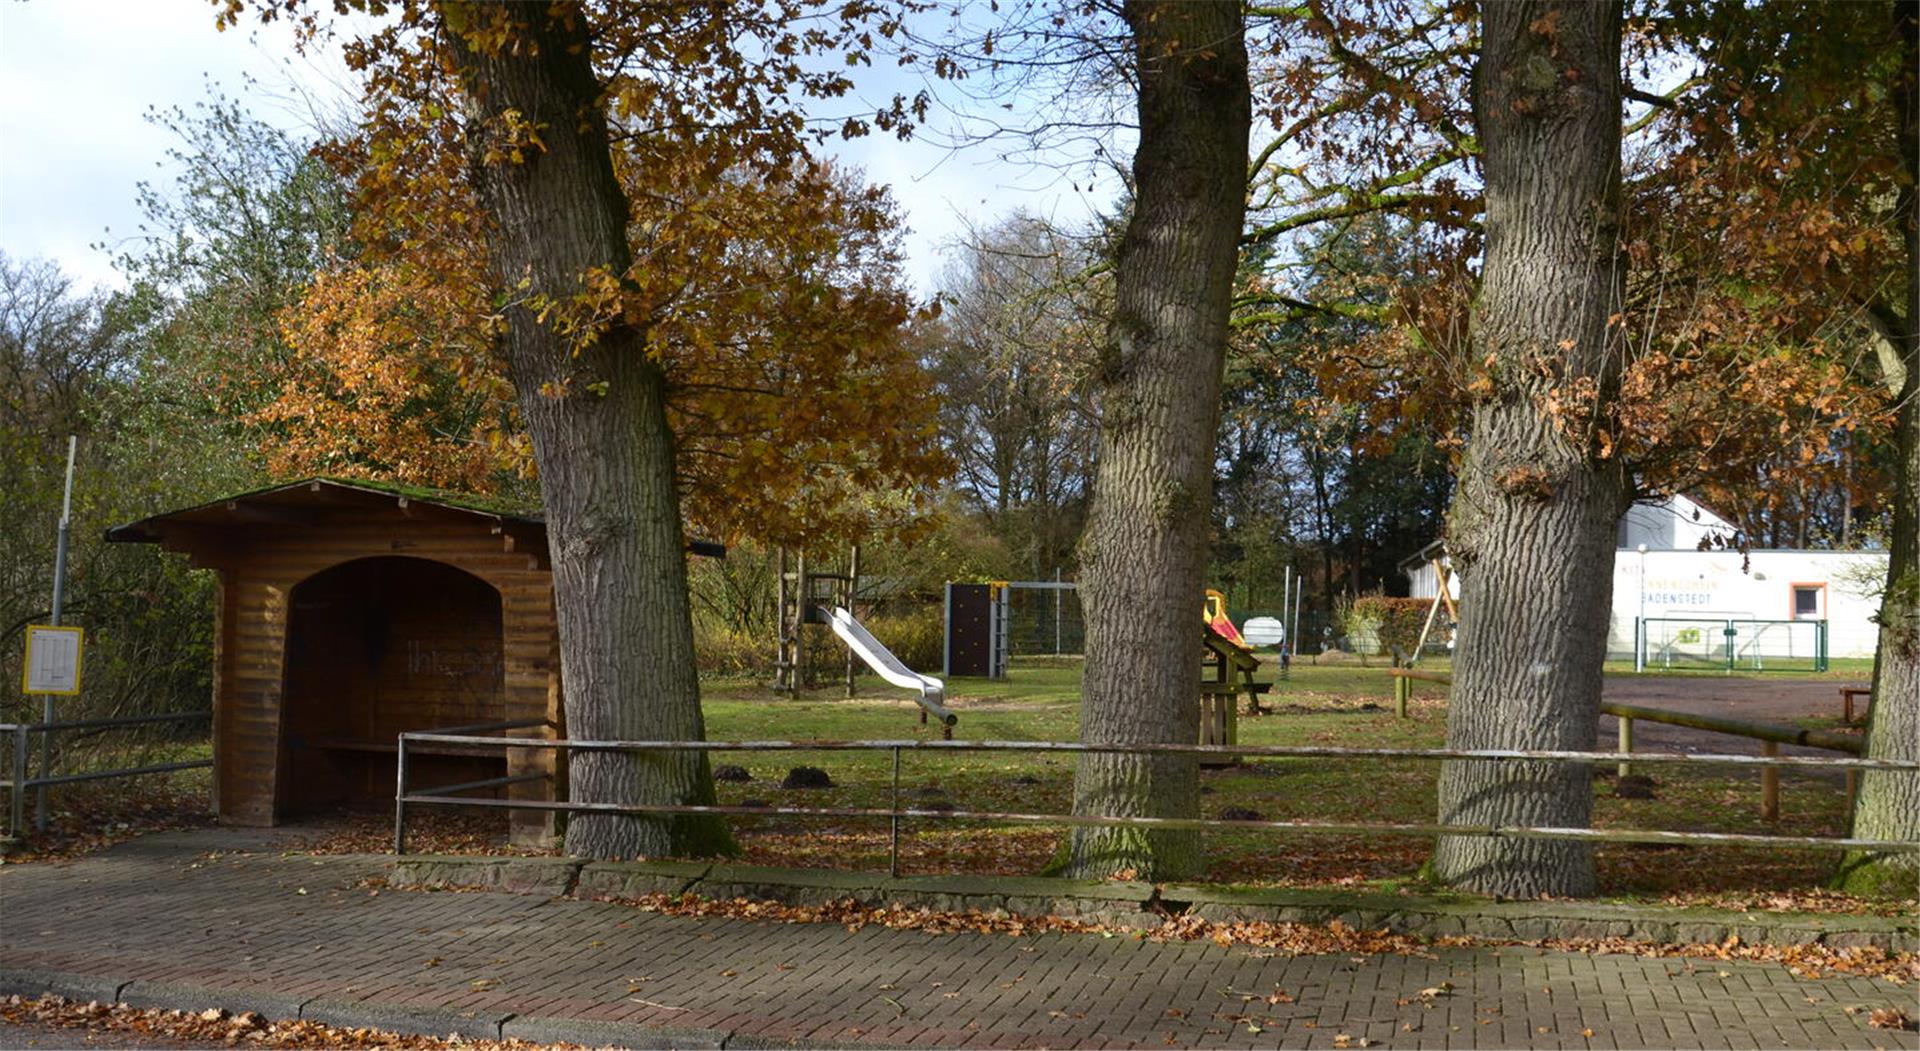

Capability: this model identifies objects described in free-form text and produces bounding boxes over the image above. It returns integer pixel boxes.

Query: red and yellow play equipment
[1203,589,1250,650]
[1197,589,1267,760]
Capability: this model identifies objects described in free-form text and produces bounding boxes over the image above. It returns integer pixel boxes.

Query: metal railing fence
[1,711,213,839]
[394,731,1920,877]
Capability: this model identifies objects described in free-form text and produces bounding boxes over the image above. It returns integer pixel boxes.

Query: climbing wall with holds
[943,583,1007,678]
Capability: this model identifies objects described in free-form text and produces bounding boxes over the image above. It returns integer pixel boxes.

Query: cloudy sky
[0,1,1120,296]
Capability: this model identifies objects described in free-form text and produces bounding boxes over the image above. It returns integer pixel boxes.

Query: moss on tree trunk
[1835,0,1920,900]
[1066,0,1250,881]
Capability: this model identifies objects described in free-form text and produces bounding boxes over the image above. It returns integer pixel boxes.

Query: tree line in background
[3,0,1912,892]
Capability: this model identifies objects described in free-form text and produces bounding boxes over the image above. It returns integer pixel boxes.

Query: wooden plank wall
[169,509,560,845]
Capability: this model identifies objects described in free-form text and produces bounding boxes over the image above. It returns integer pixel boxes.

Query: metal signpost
[27,436,79,830]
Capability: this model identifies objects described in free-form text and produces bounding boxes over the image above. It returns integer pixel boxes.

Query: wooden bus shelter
[108,478,561,844]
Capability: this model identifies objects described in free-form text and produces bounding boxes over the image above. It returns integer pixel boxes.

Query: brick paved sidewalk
[1,830,1913,1050]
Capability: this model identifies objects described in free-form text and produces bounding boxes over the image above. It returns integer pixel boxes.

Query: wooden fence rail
[1383,669,1868,821]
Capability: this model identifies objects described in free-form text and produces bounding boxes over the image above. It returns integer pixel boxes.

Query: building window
[1792,584,1824,620]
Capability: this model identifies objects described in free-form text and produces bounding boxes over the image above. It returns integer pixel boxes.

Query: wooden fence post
[1761,741,1780,822]
[1394,674,1410,719]
[1616,716,1633,779]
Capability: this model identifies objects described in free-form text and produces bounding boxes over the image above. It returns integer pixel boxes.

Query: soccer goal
[1635,617,1829,672]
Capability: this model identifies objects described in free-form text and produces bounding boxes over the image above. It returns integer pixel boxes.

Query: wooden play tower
[772,545,861,696]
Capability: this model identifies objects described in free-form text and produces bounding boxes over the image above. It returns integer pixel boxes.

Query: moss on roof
[304,476,542,520]
[105,476,543,544]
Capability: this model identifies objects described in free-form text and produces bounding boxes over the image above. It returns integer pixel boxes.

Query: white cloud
[0,0,350,291]
[0,3,1126,299]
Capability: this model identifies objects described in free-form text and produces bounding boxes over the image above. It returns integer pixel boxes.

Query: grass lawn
[691,655,1876,905]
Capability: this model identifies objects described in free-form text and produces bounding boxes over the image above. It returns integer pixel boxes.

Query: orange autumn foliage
[225,0,949,547]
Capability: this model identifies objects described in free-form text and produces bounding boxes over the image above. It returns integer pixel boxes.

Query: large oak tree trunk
[446,5,732,860]
[1837,0,1920,898]
[1429,0,1627,899]
[1065,0,1249,880]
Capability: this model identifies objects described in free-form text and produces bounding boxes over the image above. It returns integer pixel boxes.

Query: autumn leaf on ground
[2,994,574,1050]
[1868,1007,1915,1031]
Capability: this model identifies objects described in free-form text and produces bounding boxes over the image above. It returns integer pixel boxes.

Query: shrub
[1334,593,1381,654]
[693,622,766,679]
[862,605,943,672]
[1351,595,1440,658]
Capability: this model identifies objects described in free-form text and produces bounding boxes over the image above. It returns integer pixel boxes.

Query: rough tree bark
[1428,0,1627,899]
[1065,0,1250,880]
[1836,0,1920,898]
[445,5,732,860]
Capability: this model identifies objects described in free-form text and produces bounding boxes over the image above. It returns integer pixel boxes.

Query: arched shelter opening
[279,556,506,817]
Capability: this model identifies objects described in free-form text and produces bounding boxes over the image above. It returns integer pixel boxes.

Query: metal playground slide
[821,605,958,732]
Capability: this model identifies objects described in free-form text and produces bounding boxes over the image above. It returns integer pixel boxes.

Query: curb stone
[1,967,900,1051]
[577,860,711,900]
[500,1016,729,1048]
[118,979,311,1022]
[298,997,513,1040]
[696,863,888,907]
[0,967,128,1005]
[494,857,582,896]
[386,856,1920,952]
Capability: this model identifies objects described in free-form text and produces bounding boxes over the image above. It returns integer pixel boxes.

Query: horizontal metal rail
[414,771,549,797]
[28,711,210,734]
[396,732,1920,771]
[393,732,1920,865]
[19,758,214,790]
[5,713,216,838]
[410,717,547,737]
[395,793,1920,854]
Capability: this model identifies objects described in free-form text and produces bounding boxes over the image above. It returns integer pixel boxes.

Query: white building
[1615,493,1736,550]
[1400,496,1889,662]
[1400,539,1458,602]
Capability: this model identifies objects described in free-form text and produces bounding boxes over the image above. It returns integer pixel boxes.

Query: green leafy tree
[0,254,242,736]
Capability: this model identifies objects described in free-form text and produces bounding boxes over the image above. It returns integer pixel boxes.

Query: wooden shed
[108,478,561,844]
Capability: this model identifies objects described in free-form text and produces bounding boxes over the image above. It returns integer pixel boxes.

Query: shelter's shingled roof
[105,476,542,545]
[106,476,725,558]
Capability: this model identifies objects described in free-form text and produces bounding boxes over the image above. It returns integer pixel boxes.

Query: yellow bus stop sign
[22,625,84,696]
